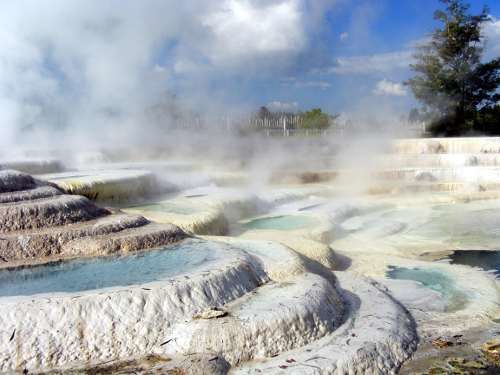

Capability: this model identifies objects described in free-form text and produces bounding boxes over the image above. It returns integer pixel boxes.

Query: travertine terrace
[1,137,499,374]
[0,169,186,262]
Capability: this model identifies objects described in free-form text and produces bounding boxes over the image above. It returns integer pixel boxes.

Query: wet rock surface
[0,170,187,262]
[0,170,37,193]
[0,185,62,204]
[0,195,109,233]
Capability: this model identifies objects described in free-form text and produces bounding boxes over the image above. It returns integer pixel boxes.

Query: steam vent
[0,136,497,374]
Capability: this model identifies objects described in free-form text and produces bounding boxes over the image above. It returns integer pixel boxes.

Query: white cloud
[202,0,305,64]
[339,32,349,41]
[483,16,500,60]
[373,79,407,96]
[267,101,299,111]
[315,50,413,75]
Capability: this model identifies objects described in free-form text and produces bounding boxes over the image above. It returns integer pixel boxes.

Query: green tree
[300,108,332,129]
[406,0,500,136]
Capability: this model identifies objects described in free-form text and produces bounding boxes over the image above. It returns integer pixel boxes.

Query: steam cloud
[0,0,337,151]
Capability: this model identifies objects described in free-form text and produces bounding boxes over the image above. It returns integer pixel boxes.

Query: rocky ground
[0,169,186,264]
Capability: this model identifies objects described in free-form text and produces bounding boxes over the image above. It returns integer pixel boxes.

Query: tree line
[253,106,339,130]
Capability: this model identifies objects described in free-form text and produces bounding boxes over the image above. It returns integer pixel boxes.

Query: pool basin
[0,239,218,297]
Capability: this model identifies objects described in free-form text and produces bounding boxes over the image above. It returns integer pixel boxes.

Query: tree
[406,0,500,136]
[300,108,332,130]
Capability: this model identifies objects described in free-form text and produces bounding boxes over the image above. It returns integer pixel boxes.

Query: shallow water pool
[386,266,468,312]
[242,215,319,231]
[128,201,200,215]
[0,239,219,297]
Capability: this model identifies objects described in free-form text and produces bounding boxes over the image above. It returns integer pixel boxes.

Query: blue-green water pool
[0,239,218,297]
[242,215,319,231]
[386,266,468,312]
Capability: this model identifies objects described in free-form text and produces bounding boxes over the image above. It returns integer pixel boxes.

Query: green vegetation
[301,108,332,130]
[254,106,337,131]
[406,0,500,136]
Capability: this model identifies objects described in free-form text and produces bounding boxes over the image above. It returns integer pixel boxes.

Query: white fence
[155,114,423,137]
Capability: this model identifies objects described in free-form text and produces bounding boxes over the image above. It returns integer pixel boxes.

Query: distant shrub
[300,108,331,130]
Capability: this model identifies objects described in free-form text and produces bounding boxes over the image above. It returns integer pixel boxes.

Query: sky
[259,0,500,118]
[0,0,499,144]
[206,0,500,117]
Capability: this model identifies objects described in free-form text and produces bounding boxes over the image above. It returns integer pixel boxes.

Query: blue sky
[189,0,500,117]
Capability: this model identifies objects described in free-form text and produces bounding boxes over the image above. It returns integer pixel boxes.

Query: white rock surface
[234,272,418,374]
[0,240,267,372]
[40,169,160,202]
[162,273,344,365]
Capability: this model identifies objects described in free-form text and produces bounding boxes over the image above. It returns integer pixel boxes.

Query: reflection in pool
[242,215,319,231]
[386,266,468,312]
[446,250,500,278]
[0,239,218,297]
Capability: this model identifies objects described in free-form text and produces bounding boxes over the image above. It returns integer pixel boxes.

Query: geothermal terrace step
[61,222,188,256]
[375,166,500,182]
[164,273,344,366]
[0,213,150,261]
[380,153,500,168]
[0,170,190,263]
[0,240,268,372]
[392,137,500,154]
[397,181,500,193]
[235,272,418,374]
[0,195,109,233]
[0,185,61,204]
[368,180,500,195]
[0,170,37,193]
[125,206,229,236]
[40,169,160,202]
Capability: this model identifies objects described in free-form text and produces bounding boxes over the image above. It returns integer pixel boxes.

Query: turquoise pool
[386,266,468,312]
[242,215,319,231]
[0,239,219,297]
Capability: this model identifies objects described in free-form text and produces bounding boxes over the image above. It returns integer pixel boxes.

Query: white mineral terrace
[0,137,499,374]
